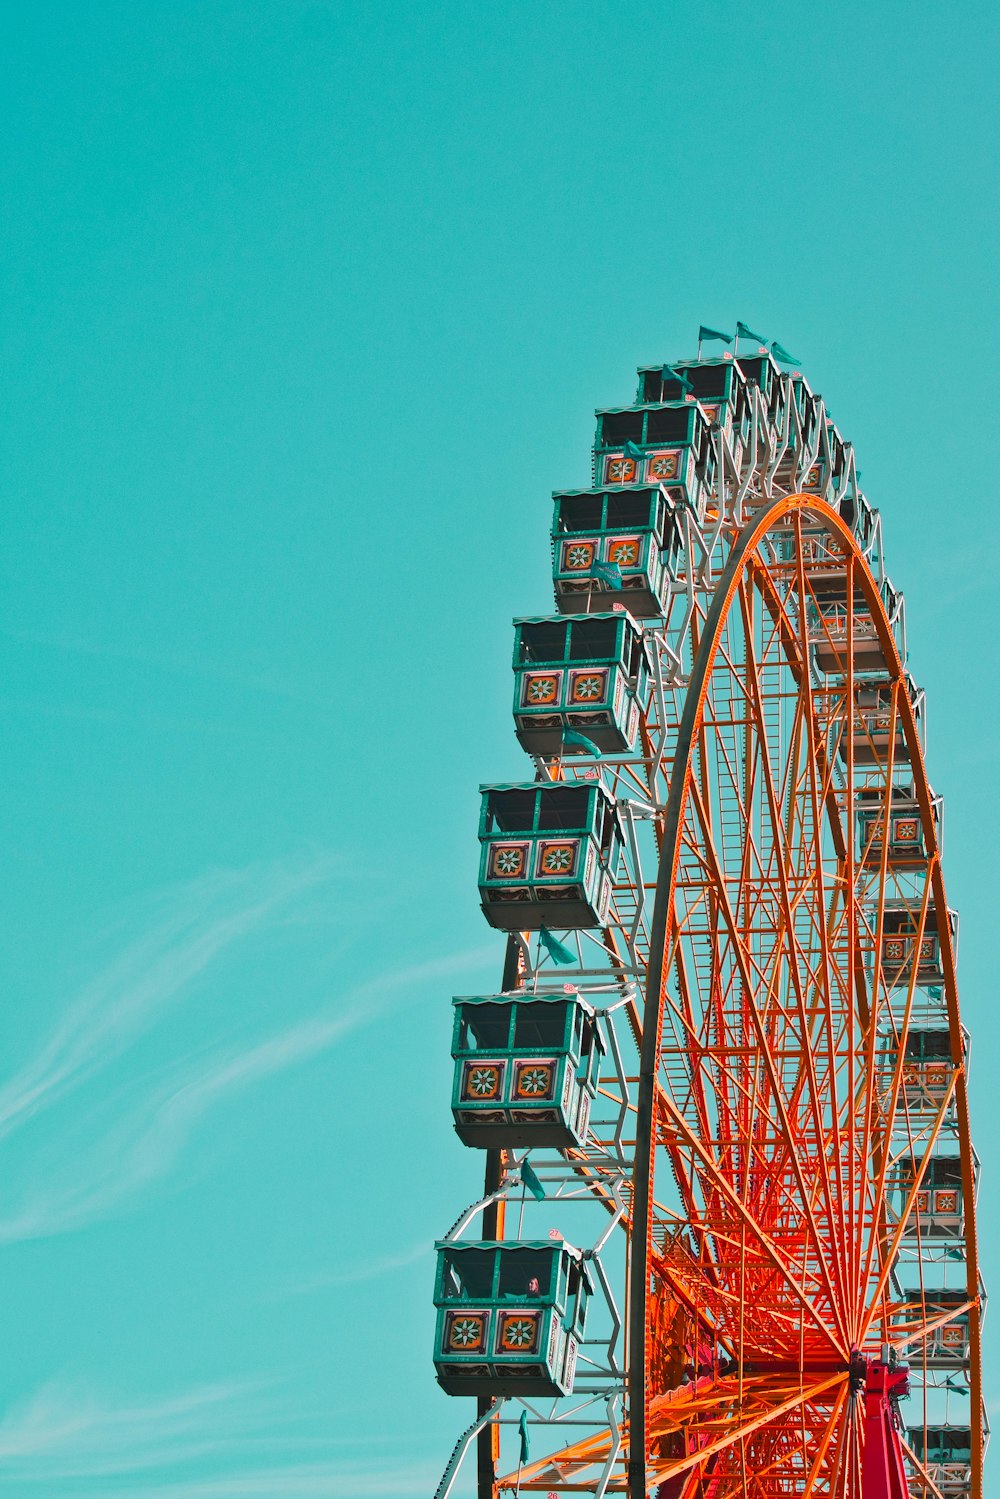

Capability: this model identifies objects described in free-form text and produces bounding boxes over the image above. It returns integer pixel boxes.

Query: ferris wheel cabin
[477,782,623,930]
[905,1424,974,1496]
[432,1240,591,1397]
[636,358,752,453]
[808,575,906,676]
[897,1027,959,1110]
[894,1155,966,1239]
[879,900,958,988]
[511,614,651,755]
[449,992,603,1149]
[551,486,681,616]
[843,674,927,766]
[592,403,714,511]
[857,785,940,867]
[895,1288,972,1366]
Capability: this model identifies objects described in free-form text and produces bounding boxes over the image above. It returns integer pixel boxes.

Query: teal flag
[661,363,692,392]
[563,728,601,757]
[623,440,644,460]
[589,559,623,589]
[736,319,766,343]
[520,1160,545,1202]
[518,1410,530,1464]
[539,926,575,965]
[698,325,731,345]
[771,341,801,365]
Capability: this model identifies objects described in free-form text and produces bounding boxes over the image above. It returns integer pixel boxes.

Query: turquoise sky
[1,2,997,1494]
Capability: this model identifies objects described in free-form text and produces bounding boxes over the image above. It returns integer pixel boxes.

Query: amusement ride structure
[430,328,985,1497]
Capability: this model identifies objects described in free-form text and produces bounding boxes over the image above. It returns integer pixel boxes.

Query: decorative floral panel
[521,672,561,707]
[462,1061,505,1101]
[489,843,530,880]
[536,841,579,879]
[604,455,638,484]
[513,1060,556,1101]
[496,1311,540,1355]
[568,669,608,706]
[607,536,641,568]
[446,1311,488,1352]
[561,539,595,573]
[645,449,680,483]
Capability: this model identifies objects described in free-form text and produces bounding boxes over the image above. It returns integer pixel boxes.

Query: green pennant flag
[736,320,766,344]
[520,1159,545,1202]
[518,1410,530,1465]
[771,341,801,365]
[539,926,575,965]
[698,325,732,345]
[589,559,623,589]
[661,363,693,393]
[562,728,601,757]
[623,440,644,460]
[926,985,943,1001]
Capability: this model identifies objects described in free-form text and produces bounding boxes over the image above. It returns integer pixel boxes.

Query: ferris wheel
[430,332,984,1498]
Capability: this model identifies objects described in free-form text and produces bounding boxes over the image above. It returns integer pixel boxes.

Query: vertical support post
[860,1354,911,1499]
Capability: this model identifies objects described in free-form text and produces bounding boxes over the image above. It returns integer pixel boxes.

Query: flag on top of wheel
[771,340,801,365]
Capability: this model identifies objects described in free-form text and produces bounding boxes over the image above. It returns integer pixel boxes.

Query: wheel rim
[629,495,981,1494]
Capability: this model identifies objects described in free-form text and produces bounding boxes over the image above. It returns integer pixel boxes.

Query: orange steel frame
[484,495,980,1497]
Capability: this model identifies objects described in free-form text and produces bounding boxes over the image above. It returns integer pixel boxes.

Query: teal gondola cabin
[551,486,680,616]
[841,675,926,766]
[808,576,904,676]
[735,351,786,435]
[899,1028,955,1110]
[478,782,623,931]
[592,403,714,511]
[857,787,937,867]
[433,1240,591,1396]
[878,900,956,988]
[896,1290,970,1363]
[637,358,751,455]
[450,992,603,1148]
[906,1425,972,1492]
[512,613,651,756]
[894,1156,965,1239]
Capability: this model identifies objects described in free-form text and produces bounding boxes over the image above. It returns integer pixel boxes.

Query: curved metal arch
[627,492,982,1495]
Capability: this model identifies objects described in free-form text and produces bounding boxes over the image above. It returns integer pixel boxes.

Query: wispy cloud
[0,858,334,1145]
[0,1377,264,1478]
[0,864,492,1242]
[0,1012,361,1243]
[0,1377,436,1495]
[276,1240,432,1298]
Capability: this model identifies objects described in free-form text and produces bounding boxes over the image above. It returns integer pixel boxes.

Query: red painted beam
[861,1354,911,1499]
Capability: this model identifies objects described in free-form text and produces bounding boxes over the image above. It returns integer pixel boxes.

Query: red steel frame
[487,494,980,1496]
